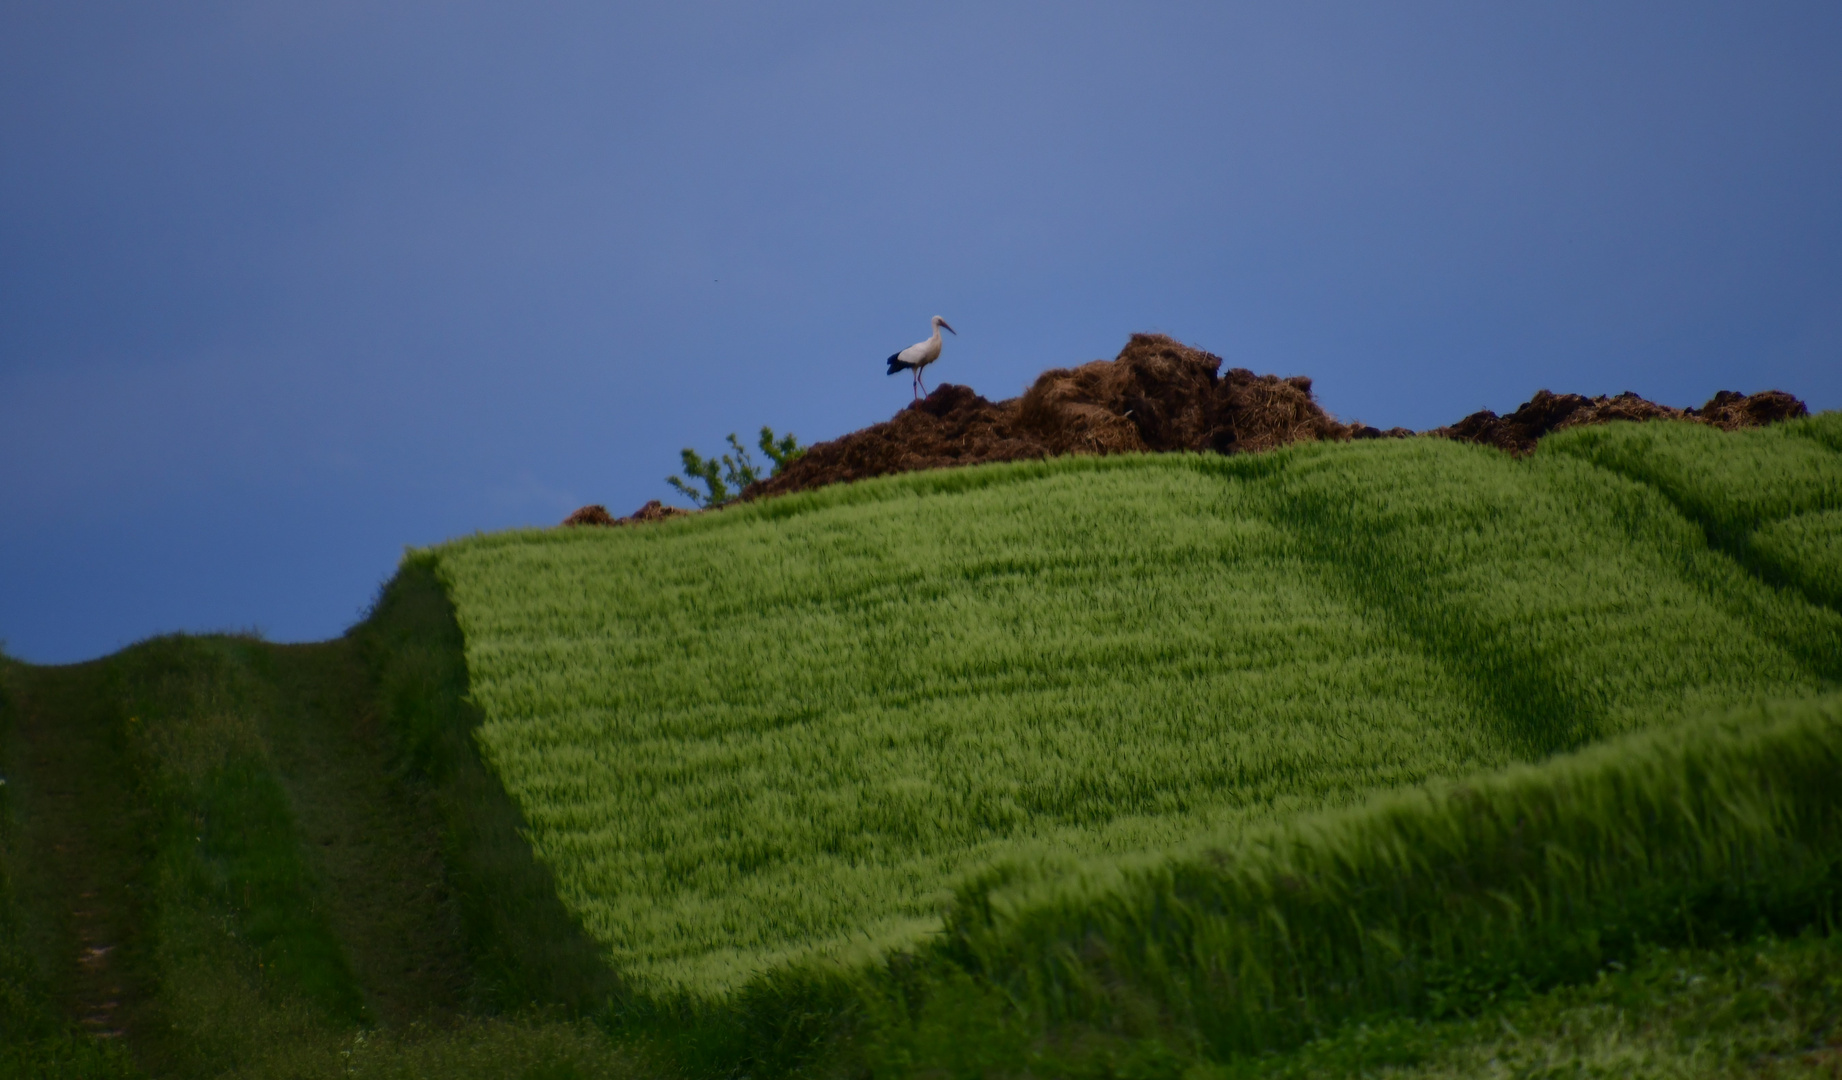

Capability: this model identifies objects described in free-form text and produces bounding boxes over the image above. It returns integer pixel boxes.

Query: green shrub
[666,426,805,508]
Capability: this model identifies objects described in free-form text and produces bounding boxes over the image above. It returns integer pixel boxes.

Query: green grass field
[430,417,1842,1002]
[3,413,1840,1078]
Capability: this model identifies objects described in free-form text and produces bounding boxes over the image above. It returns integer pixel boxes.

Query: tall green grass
[1753,510,1842,611]
[426,434,1839,1000]
[875,692,1842,1068]
[1547,417,1842,617]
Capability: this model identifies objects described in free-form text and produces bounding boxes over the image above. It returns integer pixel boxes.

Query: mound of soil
[559,332,1812,523]
[742,334,1346,501]
[563,499,692,527]
[1434,388,1808,456]
[1696,389,1809,430]
[561,504,616,526]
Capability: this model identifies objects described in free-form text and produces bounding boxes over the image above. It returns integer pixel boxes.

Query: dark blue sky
[4,2,1840,663]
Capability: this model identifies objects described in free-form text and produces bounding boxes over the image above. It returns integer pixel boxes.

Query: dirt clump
[1695,389,1807,430]
[562,499,693,527]
[742,334,1348,501]
[1213,369,1351,453]
[1015,335,1346,455]
[561,504,616,526]
[738,384,1039,504]
[625,499,693,523]
[1434,388,1809,456]
[1350,424,1416,440]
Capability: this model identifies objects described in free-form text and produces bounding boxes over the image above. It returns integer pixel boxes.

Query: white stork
[885,316,956,400]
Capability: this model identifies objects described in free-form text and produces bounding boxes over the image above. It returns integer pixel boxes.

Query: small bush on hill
[667,426,804,508]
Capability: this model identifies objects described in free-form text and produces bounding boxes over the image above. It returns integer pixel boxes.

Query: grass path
[6,660,155,1045]
[0,636,529,1075]
[252,642,471,1026]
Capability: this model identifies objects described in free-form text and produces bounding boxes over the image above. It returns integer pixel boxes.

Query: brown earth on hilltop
[562,499,692,527]
[741,333,1351,501]
[562,333,1811,523]
[1432,387,1809,456]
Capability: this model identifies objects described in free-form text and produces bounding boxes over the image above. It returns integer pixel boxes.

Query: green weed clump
[426,435,1839,1001]
[667,426,805,507]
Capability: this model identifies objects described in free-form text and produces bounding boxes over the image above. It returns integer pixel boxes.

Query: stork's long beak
[941,321,957,335]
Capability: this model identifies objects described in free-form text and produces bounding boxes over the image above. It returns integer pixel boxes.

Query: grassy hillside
[0,623,634,1078]
[2,413,1839,1078]
[430,418,1842,1003]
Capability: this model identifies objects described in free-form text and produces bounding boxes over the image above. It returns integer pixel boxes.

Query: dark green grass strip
[110,636,371,1031]
[2,625,638,1077]
[186,763,367,1023]
[1221,930,1842,1079]
[351,559,622,1017]
[0,655,141,1079]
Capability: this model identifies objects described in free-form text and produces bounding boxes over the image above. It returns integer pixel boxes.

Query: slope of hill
[434,416,1842,1002]
[0,626,636,1078]
[1,399,1838,1078]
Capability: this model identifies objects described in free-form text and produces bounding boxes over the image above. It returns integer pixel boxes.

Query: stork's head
[933,316,957,335]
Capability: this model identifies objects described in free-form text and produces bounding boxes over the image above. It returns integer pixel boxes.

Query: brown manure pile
[743,333,1347,501]
[1433,387,1808,456]
[562,499,692,527]
[561,333,1811,522]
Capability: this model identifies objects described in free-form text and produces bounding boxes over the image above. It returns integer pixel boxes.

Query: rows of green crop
[1754,509,1842,610]
[429,425,1841,999]
[1548,413,1842,623]
[1259,435,1835,748]
[849,691,1842,1072]
[441,457,1496,992]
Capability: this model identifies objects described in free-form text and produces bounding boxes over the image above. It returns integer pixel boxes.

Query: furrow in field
[1544,417,1842,677]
